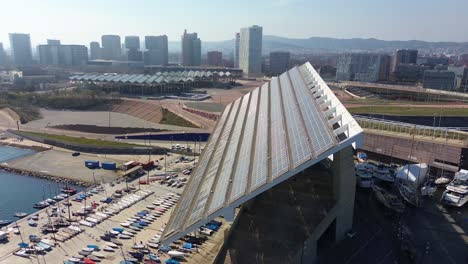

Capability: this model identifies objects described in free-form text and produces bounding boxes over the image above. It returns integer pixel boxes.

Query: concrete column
[332,146,356,241]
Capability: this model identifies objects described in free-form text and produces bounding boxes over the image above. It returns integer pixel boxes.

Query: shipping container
[102,162,117,170]
[85,160,100,169]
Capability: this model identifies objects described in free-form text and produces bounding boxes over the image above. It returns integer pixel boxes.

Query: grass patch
[22,131,141,148]
[184,102,225,113]
[160,108,199,128]
[349,106,468,116]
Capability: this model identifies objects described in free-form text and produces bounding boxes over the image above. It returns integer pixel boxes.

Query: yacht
[441,170,468,207]
[373,164,395,183]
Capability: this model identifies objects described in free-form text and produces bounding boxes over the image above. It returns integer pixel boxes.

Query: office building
[336,53,383,83]
[378,54,391,81]
[144,35,168,65]
[447,66,468,90]
[393,64,430,83]
[234,33,240,68]
[207,51,223,66]
[181,30,201,66]
[240,25,263,77]
[0,43,5,65]
[9,33,33,65]
[90,41,100,60]
[47,39,61,45]
[392,49,418,72]
[124,36,140,50]
[418,56,449,66]
[269,51,290,75]
[423,70,456,90]
[101,35,121,60]
[127,49,143,62]
[38,44,88,66]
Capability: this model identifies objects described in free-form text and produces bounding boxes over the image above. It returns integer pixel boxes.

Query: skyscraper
[181,30,201,66]
[144,35,168,65]
[0,43,5,65]
[101,35,121,60]
[234,33,240,68]
[47,39,61,45]
[125,36,140,50]
[392,49,418,72]
[239,25,263,77]
[90,41,100,60]
[9,33,33,65]
[207,51,223,66]
[269,51,290,75]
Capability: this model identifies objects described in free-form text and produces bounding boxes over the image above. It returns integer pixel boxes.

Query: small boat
[120,222,131,227]
[168,250,186,258]
[31,215,39,221]
[110,239,123,246]
[105,242,118,248]
[103,246,115,252]
[82,247,94,252]
[147,242,159,249]
[14,249,30,258]
[356,151,368,163]
[372,183,406,213]
[0,219,13,227]
[92,252,105,258]
[435,177,451,185]
[33,201,49,209]
[119,234,131,239]
[132,243,146,249]
[68,257,82,262]
[14,212,28,218]
[61,187,77,195]
[28,220,37,227]
[45,198,56,205]
[78,251,90,256]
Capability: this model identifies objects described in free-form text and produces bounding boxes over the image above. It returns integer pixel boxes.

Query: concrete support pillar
[331,146,356,241]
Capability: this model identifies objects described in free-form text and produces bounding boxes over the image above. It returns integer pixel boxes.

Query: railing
[353,115,468,145]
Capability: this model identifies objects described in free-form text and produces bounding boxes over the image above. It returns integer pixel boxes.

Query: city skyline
[1,0,468,47]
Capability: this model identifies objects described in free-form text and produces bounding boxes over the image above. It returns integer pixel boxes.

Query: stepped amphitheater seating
[111,100,163,123]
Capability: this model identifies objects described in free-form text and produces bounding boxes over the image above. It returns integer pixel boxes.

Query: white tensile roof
[161,62,363,244]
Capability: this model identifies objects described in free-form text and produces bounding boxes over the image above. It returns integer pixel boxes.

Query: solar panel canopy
[161,62,363,244]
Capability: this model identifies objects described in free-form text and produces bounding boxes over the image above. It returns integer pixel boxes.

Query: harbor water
[0,145,83,220]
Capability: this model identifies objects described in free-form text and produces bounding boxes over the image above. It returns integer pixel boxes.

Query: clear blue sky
[1,0,467,47]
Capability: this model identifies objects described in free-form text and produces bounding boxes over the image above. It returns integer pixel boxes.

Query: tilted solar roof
[160,62,363,245]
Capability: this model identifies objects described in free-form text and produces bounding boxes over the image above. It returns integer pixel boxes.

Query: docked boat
[395,163,429,207]
[356,151,368,163]
[14,249,30,258]
[61,187,77,195]
[14,212,28,218]
[373,164,395,183]
[168,250,185,258]
[0,219,13,227]
[441,169,468,207]
[33,201,49,209]
[372,183,406,213]
[356,169,373,188]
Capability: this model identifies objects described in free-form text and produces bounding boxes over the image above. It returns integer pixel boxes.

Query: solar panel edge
[182,100,240,229]
[249,82,271,192]
[228,88,260,204]
[203,96,246,217]
[271,77,291,179]
[162,102,234,237]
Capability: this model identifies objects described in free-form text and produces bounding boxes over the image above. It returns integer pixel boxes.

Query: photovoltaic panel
[270,77,290,178]
[161,62,363,245]
[163,103,233,236]
[187,98,242,226]
[288,67,336,155]
[208,93,251,214]
[249,83,270,191]
[279,72,312,168]
[229,88,259,203]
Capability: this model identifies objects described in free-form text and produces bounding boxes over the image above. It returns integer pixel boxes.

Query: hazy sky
[1,0,468,47]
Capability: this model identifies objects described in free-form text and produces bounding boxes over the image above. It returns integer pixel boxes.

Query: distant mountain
[169,36,468,55]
